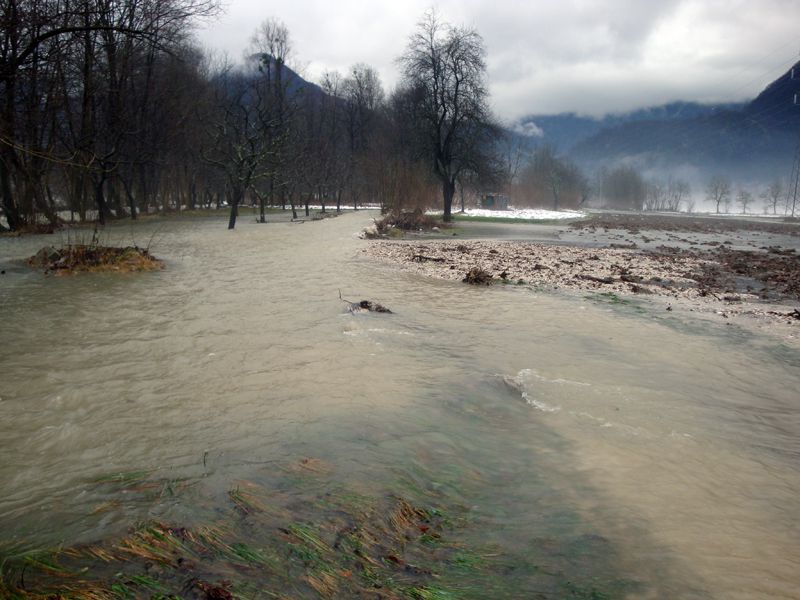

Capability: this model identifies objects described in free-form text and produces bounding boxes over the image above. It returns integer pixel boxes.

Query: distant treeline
[1,3,502,230]
[1,2,795,232]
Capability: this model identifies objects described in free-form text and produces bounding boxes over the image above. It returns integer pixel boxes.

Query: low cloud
[512,121,545,137]
[199,0,798,119]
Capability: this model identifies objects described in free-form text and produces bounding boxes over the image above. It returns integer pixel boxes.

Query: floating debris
[462,267,493,285]
[339,290,393,313]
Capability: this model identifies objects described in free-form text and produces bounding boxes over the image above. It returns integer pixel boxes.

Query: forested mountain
[516,101,745,152]
[569,62,800,177]
[510,62,800,180]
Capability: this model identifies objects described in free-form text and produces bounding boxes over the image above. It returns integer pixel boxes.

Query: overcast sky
[197,0,800,122]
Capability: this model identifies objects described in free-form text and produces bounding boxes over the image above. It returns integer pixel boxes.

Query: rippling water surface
[1,213,799,598]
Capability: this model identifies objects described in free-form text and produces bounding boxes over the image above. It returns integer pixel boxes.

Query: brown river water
[0,212,799,598]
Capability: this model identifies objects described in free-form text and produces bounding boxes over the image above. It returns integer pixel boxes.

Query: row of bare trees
[1,6,506,231]
[0,0,220,230]
[590,167,790,214]
[5,4,797,232]
[706,176,795,215]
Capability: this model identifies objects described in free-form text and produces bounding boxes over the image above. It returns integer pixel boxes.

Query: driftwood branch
[575,274,615,284]
[412,254,445,263]
[338,290,393,314]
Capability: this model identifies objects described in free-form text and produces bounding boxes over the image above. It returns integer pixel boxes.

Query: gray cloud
[198,0,800,120]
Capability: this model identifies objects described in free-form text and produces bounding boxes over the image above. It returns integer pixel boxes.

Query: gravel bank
[362,238,800,334]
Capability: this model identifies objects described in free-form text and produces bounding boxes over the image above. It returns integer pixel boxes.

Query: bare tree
[666,177,690,212]
[519,146,584,210]
[599,165,646,210]
[246,18,300,223]
[706,176,731,214]
[645,180,667,211]
[760,179,784,215]
[398,11,498,221]
[300,69,345,216]
[342,63,383,210]
[249,18,290,64]
[737,187,753,214]
[496,132,527,195]
[202,61,285,229]
[0,0,219,231]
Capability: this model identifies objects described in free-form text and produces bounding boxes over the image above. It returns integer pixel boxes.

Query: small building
[479,193,510,210]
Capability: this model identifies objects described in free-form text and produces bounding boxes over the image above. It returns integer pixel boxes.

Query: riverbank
[363,235,800,340]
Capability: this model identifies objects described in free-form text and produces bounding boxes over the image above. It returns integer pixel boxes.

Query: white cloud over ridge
[511,121,544,138]
[198,0,800,120]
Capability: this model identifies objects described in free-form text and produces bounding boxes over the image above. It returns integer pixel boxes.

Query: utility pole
[788,141,800,217]
[785,88,800,217]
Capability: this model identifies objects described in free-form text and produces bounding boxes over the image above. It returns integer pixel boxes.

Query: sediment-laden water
[1,213,798,598]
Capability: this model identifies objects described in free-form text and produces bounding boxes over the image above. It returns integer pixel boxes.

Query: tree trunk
[109,179,123,216]
[74,174,88,222]
[121,176,137,220]
[442,178,455,222]
[35,181,58,225]
[228,188,241,230]
[0,71,24,231]
[259,188,266,223]
[94,175,112,225]
[0,154,23,230]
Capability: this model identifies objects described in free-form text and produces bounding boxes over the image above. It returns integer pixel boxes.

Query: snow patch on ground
[429,208,585,220]
[695,212,793,218]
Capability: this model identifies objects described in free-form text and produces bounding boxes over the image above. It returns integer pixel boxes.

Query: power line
[785,95,800,217]
[0,134,95,169]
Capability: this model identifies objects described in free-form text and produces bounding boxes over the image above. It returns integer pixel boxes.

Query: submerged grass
[586,291,631,305]
[585,291,649,316]
[407,586,459,600]
[1,475,472,599]
[0,457,636,599]
[93,470,152,486]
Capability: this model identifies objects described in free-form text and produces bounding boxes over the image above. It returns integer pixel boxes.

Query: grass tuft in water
[407,585,459,600]
[228,485,267,515]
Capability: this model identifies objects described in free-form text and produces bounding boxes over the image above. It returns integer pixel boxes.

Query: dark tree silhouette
[398,11,498,222]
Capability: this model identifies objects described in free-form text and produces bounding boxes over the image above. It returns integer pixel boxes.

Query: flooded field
[1,212,799,599]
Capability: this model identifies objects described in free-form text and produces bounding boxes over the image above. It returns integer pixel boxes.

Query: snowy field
[432,208,586,220]
[695,211,794,218]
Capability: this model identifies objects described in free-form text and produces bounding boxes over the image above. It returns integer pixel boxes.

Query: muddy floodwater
[1,212,799,599]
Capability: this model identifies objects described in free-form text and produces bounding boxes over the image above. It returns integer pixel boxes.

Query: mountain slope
[569,61,800,177]
[517,101,745,151]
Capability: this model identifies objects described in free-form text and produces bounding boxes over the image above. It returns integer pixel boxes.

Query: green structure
[479,193,510,210]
